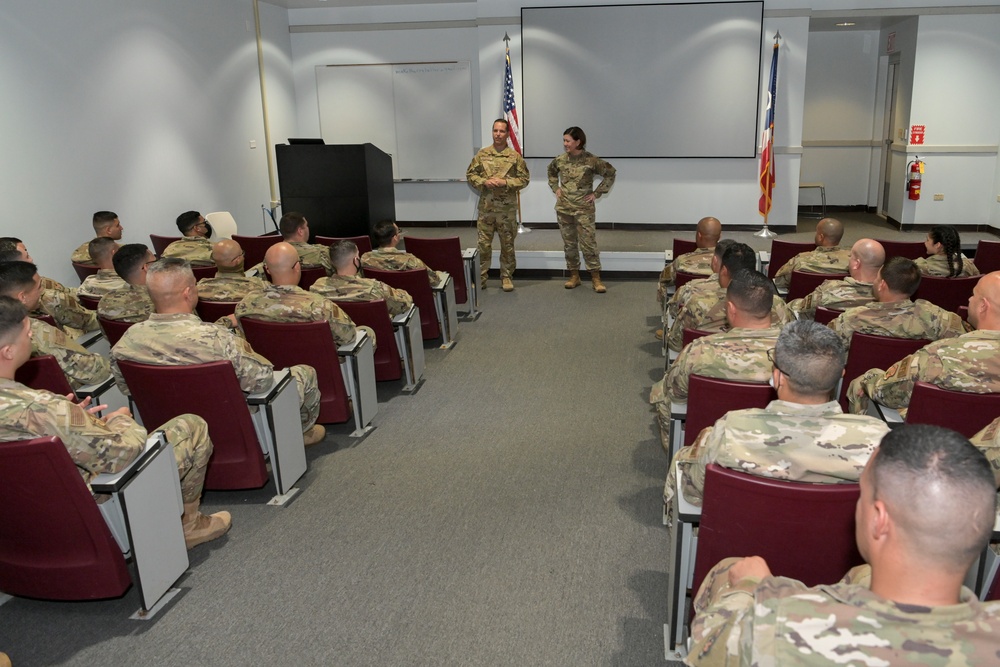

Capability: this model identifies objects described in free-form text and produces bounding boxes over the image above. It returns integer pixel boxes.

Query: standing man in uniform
[466,119,530,292]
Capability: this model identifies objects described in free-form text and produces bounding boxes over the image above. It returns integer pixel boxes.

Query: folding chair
[298,266,327,291]
[765,239,815,279]
[97,316,136,347]
[78,294,101,311]
[786,270,847,302]
[315,235,373,255]
[232,233,282,270]
[334,299,403,382]
[814,306,843,325]
[404,236,476,318]
[672,238,697,258]
[838,333,930,411]
[72,261,100,282]
[912,274,981,315]
[974,240,1000,274]
[364,267,457,348]
[875,239,926,261]
[902,382,1000,438]
[195,299,240,323]
[149,234,180,258]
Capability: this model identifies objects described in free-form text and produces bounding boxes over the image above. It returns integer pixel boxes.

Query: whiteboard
[316,62,474,181]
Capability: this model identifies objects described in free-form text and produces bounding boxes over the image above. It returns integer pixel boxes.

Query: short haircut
[88,237,117,263]
[371,219,398,248]
[0,237,23,247]
[114,243,151,281]
[713,238,737,260]
[880,256,922,297]
[773,319,846,396]
[726,269,775,319]
[872,424,996,569]
[493,118,509,130]
[720,242,757,276]
[0,295,28,345]
[329,240,358,269]
[0,239,25,263]
[279,212,307,239]
[563,125,587,149]
[93,211,118,231]
[147,256,193,280]
[176,210,202,234]
[0,261,38,297]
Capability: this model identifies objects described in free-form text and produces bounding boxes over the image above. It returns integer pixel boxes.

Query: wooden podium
[275,143,396,239]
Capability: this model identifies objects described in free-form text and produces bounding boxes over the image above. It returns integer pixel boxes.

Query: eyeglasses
[767,348,791,379]
[394,228,405,238]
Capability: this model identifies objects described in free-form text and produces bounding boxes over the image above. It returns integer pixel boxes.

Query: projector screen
[521,2,764,159]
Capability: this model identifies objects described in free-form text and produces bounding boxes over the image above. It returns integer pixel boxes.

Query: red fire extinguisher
[907,158,923,201]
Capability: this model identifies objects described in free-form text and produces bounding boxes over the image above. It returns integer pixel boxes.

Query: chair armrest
[392,305,417,327]
[337,328,369,356]
[246,368,291,404]
[431,272,452,291]
[670,401,688,419]
[91,431,166,494]
[872,400,903,426]
[462,248,477,259]
[74,375,116,400]
[674,460,702,523]
[664,250,673,263]
[76,329,104,349]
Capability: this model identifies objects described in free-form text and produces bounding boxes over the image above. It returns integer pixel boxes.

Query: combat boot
[182,501,232,549]
[564,270,581,289]
[502,277,514,292]
[303,423,326,446]
[591,270,607,293]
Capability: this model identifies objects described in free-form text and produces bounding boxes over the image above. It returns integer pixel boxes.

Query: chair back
[315,235,373,255]
[813,306,843,326]
[205,211,238,240]
[672,238,697,258]
[72,262,100,282]
[691,464,862,612]
[149,234,180,258]
[239,318,351,425]
[912,274,981,315]
[334,299,402,382]
[363,268,440,341]
[838,333,929,411]
[298,266,327,291]
[0,436,131,600]
[974,240,1000,274]
[117,359,269,490]
[674,270,702,293]
[97,316,136,348]
[905,382,1000,438]
[232,234,282,270]
[195,299,240,323]
[404,236,468,306]
[681,328,714,349]
[684,375,776,448]
[766,239,816,279]
[189,265,217,282]
[875,239,926,261]
[78,294,101,311]
[787,270,847,302]
[32,313,59,328]
[15,355,74,396]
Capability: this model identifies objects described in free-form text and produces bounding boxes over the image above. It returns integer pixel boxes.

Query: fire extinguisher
[907,157,923,201]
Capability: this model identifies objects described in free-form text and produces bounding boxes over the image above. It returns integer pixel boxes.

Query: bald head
[263,242,301,286]
[815,218,844,247]
[849,239,885,282]
[146,257,197,314]
[212,239,245,271]
[968,271,1000,331]
[695,217,722,249]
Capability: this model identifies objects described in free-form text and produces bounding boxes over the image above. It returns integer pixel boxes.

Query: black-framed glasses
[767,348,790,378]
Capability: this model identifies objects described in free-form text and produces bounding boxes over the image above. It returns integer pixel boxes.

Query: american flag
[503,44,522,155]
[759,40,779,218]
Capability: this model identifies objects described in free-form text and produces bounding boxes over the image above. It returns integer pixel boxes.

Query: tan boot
[564,270,581,289]
[655,329,664,341]
[182,501,232,550]
[591,270,607,293]
[303,423,326,446]
[502,277,514,292]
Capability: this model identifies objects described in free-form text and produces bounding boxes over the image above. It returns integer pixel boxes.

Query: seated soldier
[161,211,213,266]
[361,219,444,288]
[0,237,98,336]
[98,243,156,323]
[657,216,721,308]
[787,238,884,319]
[848,270,1000,417]
[688,425,1000,665]
[312,240,414,317]
[0,261,110,390]
[650,269,781,454]
[772,218,851,290]
[916,225,980,278]
[665,320,889,509]
[278,212,333,275]
[971,416,1000,486]
[72,211,123,265]
[667,242,791,353]
[197,239,266,302]
[658,239,737,340]
[0,296,230,550]
[110,257,325,445]
[78,238,126,298]
[829,256,968,348]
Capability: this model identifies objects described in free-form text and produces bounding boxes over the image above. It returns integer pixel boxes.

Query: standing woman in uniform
[547,126,616,293]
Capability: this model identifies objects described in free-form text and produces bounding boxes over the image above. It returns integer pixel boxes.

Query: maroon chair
[239,318,352,425]
[787,270,847,302]
[0,436,132,601]
[904,382,1000,438]
[335,299,403,382]
[189,265,217,282]
[363,267,440,341]
[813,306,843,326]
[315,235,373,255]
[71,261,100,282]
[78,294,101,311]
[195,299,240,323]
[912,274,980,315]
[766,239,815,279]
[682,375,776,448]
[974,240,1000,274]
[690,464,863,620]
[97,316,136,347]
[15,355,74,396]
[32,313,59,328]
[838,333,930,411]
[117,359,269,490]
[232,233,282,270]
[403,236,469,306]
[681,328,714,349]
[875,239,926,261]
[672,238,697,258]
[148,234,180,258]
[674,270,703,294]
[298,266,327,291]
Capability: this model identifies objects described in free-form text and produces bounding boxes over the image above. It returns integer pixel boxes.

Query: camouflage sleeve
[546,158,561,193]
[772,259,795,290]
[423,261,444,288]
[686,574,760,667]
[592,157,616,198]
[658,265,675,307]
[40,288,99,332]
[666,344,695,401]
[863,349,935,410]
[827,313,853,348]
[32,324,110,389]
[971,417,1000,486]
[384,284,413,316]
[942,311,972,338]
[109,357,130,397]
[506,154,530,190]
[227,334,275,394]
[787,292,814,319]
[323,301,358,347]
[37,397,145,478]
[667,302,701,353]
[466,152,488,191]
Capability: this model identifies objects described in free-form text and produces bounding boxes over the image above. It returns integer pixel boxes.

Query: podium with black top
[275,142,395,239]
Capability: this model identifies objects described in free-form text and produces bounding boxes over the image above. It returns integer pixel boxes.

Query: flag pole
[755,30,781,239]
[503,32,531,234]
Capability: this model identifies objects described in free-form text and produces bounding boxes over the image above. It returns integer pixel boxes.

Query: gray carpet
[1,277,680,666]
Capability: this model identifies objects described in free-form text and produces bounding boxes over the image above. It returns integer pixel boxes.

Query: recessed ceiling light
[836,22,856,27]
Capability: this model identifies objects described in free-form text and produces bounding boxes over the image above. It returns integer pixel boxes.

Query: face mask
[769,374,777,389]
[354,258,363,274]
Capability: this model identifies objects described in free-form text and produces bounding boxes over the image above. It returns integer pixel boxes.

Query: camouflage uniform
[71,241,93,264]
[915,253,980,277]
[546,151,616,271]
[289,241,334,275]
[110,312,320,432]
[657,247,715,307]
[786,277,873,320]
[667,287,792,353]
[30,318,110,390]
[161,236,214,265]
[310,274,413,317]
[828,298,970,349]
[78,269,128,298]
[235,283,361,347]
[847,329,1000,416]
[649,327,780,452]
[972,417,1000,486]
[466,145,530,283]
[197,269,266,302]
[361,248,443,288]
[772,246,851,289]
[33,275,98,336]
[97,284,154,323]
[666,275,717,320]
[0,378,212,503]
[687,558,1000,667]
[666,400,889,507]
